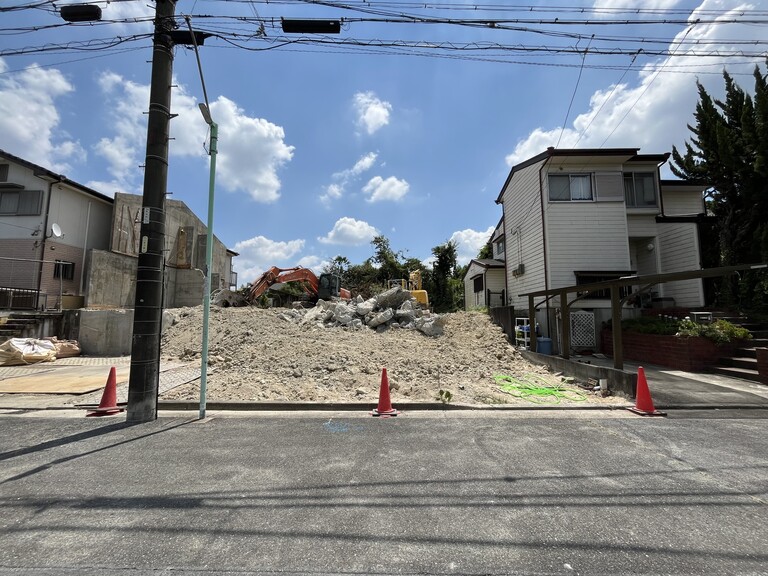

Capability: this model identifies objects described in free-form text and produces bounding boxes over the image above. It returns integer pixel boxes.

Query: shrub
[676,318,752,344]
[619,316,751,344]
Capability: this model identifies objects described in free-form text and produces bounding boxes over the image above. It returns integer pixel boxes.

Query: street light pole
[199,106,217,420]
[127,0,177,423]
[184,15,218,420]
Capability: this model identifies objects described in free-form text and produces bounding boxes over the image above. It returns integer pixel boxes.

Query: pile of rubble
[276,286,445,336]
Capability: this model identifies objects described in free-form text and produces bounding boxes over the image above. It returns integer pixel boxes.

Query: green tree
[431,240,460,312]
[477,242,493,260]
[322,256,350,283]
[670,64,768,309]
[371,235,406,284]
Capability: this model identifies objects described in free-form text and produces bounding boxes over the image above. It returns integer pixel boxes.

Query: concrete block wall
[757,348,768,385]
[86,250,137,308]
[70,308,177,356]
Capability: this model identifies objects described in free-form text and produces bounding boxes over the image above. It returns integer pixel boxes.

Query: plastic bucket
[536,337,553,355]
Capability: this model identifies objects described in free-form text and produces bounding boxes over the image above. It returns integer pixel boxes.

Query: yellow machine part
[410,289,429,308]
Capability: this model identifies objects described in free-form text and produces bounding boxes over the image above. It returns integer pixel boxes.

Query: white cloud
[296,255,328,274]
[94,74,294,202]
[592,0,681,11]
[320,152,378,203]
[353,91,392,135]
[362,175,409,203]
[208,97,295,202]
[449,226,496,265]
[318,217,379,245]
[350,152,378,175]
[232,236,305,283]
[505,0,768,170]
[0,59,84,172]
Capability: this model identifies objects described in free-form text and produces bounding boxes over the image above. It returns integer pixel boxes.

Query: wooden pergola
[519,263,767,369]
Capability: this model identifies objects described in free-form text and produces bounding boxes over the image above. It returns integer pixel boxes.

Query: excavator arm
[248,267,319,302]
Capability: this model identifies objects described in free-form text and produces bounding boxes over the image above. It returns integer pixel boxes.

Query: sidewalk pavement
[0,353,767,414]
[574,355,768,409]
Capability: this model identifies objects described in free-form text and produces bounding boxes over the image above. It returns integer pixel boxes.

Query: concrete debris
[212,289,249,308]
[278,286,444,336]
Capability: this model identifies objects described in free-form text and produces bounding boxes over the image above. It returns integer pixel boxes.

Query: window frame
[574,270,635,300]
[623,171,658,208]
[0,189,43,215]
[548,173,594,202]
[53,260,75,281]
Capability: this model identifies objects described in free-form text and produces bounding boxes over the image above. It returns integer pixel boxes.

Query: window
[548,174,593,201]
[472,275,483,293]
[0,164,8,181]
[0,189,43,215]
[574,271,634,300]
[494,239,505,257]
[624,172,657,207]
[53,260,75,281]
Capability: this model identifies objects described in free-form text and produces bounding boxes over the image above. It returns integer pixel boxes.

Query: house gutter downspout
[537,153,553,347]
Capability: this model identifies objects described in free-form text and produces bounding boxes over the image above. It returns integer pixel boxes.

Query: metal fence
[489,305,516,341]
[0,287,42,310]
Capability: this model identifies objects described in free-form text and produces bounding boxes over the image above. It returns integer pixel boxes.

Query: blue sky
[1,0,767,286]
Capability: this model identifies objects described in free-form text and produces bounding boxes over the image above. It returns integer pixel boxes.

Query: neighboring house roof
[0,148,113,204]
[495,147,671,203]
[471,258,505,268]
[464,258,505,281]
[226,249,240,257]
[660,179,708,190]
[490,216,504,243]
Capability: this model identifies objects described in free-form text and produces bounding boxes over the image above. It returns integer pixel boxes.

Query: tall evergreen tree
[431,241,460,312]
[670,64,768,308]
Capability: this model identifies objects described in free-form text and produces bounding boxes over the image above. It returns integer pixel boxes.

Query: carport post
[611,285,623,370]
[528,295,537,352]
[560,289,570,359]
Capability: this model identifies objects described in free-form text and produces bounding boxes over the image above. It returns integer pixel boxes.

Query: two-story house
[495,147,707,353]
[0,149,113,310]
[0,149,237,312]
[464,217,506,309]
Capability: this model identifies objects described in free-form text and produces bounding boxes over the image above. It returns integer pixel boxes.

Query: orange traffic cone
[627,366,666,416]
[86,367,125,417]
[371,367,399,417]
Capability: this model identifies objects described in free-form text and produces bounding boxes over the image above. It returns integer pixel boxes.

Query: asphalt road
[1,410,767,576]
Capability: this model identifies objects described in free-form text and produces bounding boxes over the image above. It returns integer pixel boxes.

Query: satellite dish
[51,223,62,238]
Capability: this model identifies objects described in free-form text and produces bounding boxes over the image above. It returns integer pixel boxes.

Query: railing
[0,287,42,310]
[229,270,238,289]
[486,289,505,308]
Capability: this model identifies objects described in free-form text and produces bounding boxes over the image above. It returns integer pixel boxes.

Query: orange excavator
[248,266,351,305]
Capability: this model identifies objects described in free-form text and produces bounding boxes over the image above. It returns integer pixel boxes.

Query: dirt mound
[159,306,619,406]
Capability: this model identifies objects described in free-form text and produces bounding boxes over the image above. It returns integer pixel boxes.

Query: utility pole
[127,0,177,423]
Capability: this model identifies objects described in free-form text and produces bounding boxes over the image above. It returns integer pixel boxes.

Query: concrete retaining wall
[520,350,635,399]
[68,309,176,356]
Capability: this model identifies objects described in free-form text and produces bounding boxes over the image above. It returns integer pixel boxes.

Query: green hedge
[619,316,752,345]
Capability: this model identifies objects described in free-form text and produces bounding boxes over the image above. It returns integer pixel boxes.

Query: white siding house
[464,259,505,309]
[495,147,708,353]
[462,218,506,309]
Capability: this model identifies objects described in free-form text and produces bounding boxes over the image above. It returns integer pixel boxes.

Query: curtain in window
[636,173,656,206]
[571,175,592,200]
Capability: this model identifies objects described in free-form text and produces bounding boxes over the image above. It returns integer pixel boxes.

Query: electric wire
[556,34,592,148]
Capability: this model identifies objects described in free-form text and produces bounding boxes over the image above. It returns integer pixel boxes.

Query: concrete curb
[0,401,634,412]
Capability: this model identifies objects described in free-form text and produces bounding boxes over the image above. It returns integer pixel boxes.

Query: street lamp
[184,16,217,420]
[197,102,217,420]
